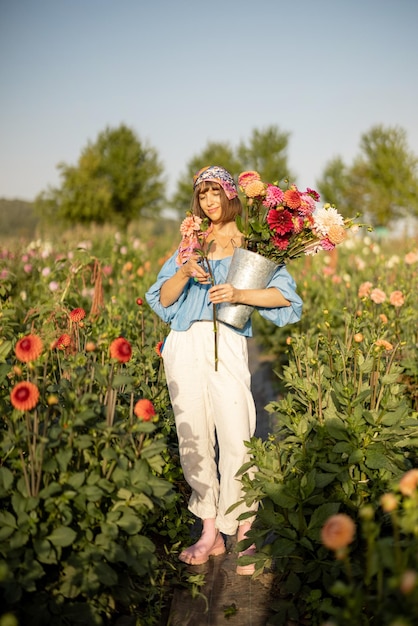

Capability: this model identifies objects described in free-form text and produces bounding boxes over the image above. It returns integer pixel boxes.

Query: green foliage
[237,125,295,184]
[318,125,418,226]
[170,140,241,216]
[237,235,418,625]
[0,230,193,625]
[34,124,165,228]
[170,125,293,217]
[0,199,38,241]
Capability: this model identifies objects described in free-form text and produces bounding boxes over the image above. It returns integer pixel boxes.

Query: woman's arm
[160,257,210,307]
[209,284,290,308]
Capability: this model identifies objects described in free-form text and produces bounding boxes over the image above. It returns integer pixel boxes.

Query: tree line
[4,123,418,235]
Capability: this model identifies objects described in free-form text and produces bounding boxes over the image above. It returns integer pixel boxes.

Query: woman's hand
[208,283,238,303]
[181,257,211,284]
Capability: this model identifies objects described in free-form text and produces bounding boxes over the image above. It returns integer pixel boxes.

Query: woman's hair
[192,181,242,224]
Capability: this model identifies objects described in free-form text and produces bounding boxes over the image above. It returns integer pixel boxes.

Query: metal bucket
[217,248,277,329]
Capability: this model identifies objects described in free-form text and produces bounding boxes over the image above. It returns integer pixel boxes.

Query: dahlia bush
[0,224,192,625]
[236,235,418,625]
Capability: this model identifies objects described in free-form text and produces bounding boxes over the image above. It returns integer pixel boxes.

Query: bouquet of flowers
[236,170,356,265]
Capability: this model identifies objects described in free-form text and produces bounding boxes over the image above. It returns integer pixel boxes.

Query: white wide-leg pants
[162,321,257,536]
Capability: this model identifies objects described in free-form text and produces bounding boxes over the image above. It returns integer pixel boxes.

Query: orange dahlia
[15,334,43,362]
[155,341,164,357]
[244,179,266,198]
[399,469,418,496]
[69,308,86,323]
[110,337,132,363]
[321,514,356,552]
[134,398,156,421]
[54,334,71,349]
[283,188,302,209]
[327,224,347,245]
[375,339,393,351]
[10,381,40,411]
[238,170,261,189]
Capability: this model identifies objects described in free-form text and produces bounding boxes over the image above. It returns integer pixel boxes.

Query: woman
[146,166,302,574]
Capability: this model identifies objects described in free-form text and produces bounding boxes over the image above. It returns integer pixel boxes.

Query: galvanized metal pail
[217,248,277,329]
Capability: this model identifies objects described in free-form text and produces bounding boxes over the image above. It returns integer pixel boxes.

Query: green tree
[237,125,294,184]
[170,141,240,217]
[318,125,418,226]
[170,126,293,217]
[316,156,351,215]
[35,124,165,227]
[349,125,418,226]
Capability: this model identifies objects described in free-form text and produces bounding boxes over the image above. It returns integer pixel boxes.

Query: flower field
[0,222,417,625]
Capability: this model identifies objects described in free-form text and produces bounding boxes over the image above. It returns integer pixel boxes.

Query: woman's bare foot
[179,519,225,565]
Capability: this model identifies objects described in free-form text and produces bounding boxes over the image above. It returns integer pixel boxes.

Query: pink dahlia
[306,187,320,201]
[180,215,202,237]
[389,290,405,307]
[370,288,386,304]
[299,193,316,215]
[358,281,373,298]
[320,238,336,251]
[262,184,284,209]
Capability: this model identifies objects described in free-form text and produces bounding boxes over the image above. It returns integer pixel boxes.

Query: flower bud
[380,492,398,513]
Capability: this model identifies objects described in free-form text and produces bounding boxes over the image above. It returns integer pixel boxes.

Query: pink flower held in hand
[389,290,405,307]
[321,514,356,551]
[180,215,203,237]
[370,288,386,304]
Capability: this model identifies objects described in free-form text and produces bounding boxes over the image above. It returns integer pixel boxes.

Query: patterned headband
[193,165,238,200]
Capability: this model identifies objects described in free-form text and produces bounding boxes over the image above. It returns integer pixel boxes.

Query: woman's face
[198,186,223,223]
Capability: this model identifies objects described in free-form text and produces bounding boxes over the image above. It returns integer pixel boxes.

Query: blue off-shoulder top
[145,251,303,338]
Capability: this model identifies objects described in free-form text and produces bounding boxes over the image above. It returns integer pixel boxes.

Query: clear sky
[1,0,417,202]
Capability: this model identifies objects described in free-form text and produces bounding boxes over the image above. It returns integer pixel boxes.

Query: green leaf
[67,472,86,489]
[112,374,135,388]
[348,449,364,464]
[325,418,350,441]
[48,526,77,547]
[0,511,17,541]
[263,483,297,508]
[332,442,353,454]
[33,538,57,564]
[0,467,14,494]
[380,407,407,426]
[308,502,340,529]
[94,561,118,586]
[0,340,12,362]
[83,485,104,501]
[364,448,398,473]
[38,481,62,500]
[315,473,338,489]
[116,511,143,535]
